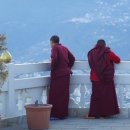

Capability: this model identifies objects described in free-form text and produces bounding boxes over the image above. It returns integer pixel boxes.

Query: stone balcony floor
[1,117,130,130]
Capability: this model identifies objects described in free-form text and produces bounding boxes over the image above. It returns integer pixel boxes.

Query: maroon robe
[48,44,75,118]
[88,44,120,117]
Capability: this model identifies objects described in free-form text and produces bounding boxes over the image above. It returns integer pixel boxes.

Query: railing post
[42,86,48,104]
[7,63,16,118]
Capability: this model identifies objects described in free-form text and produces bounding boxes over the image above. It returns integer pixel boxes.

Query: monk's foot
[84,115,99,119]
[59,117,67,120]
[50,116,67,120]
[50,117,60,120]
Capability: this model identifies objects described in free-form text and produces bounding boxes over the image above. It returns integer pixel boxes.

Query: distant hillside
[0,0,130,62]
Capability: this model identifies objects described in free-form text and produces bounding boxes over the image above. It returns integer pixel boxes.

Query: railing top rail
[8,61,130,77]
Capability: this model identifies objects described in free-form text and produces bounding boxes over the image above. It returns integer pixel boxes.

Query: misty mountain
[0,0,130,62]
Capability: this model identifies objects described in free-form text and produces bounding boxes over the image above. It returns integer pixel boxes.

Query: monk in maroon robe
[86,39,120,119]
[48,35,75,119]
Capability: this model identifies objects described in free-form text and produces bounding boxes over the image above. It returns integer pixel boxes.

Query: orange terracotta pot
[25,104,52,130]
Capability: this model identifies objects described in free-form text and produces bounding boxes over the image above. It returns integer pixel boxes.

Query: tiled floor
[1,118,130,130]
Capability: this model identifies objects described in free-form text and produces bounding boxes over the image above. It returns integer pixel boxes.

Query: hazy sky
[0,0,130,62]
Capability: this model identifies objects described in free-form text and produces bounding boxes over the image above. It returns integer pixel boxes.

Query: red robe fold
[48,44,75,118]
[90,51,121,81]
[88,44,120,117]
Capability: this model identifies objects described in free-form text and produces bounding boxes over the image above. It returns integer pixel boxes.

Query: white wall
[0,61,130,119]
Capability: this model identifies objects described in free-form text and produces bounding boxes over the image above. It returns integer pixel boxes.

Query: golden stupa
[0,35,12,63]
[0,49,12,63]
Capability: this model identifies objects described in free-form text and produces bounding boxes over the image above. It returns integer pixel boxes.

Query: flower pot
[25,104,52,130]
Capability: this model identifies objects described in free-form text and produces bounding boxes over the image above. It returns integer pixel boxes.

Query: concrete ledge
[0,117,26,128]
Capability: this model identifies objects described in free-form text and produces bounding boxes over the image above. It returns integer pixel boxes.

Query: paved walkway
[0,118,130,130]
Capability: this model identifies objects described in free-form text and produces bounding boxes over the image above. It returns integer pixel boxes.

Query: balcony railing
[0,61,130,119]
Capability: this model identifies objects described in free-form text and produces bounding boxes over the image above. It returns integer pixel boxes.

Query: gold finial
[0,49,12,63]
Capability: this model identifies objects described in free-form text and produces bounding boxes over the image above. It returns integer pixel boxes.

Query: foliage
[0,35,9,91]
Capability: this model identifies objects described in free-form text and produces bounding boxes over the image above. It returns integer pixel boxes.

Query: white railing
[0,61,130,119]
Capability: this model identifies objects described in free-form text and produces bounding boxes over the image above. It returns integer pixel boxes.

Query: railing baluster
[8,63,16,118]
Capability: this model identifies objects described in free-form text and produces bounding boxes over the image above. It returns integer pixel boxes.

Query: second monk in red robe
[48,35,75,119]
[86,39,120,119]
